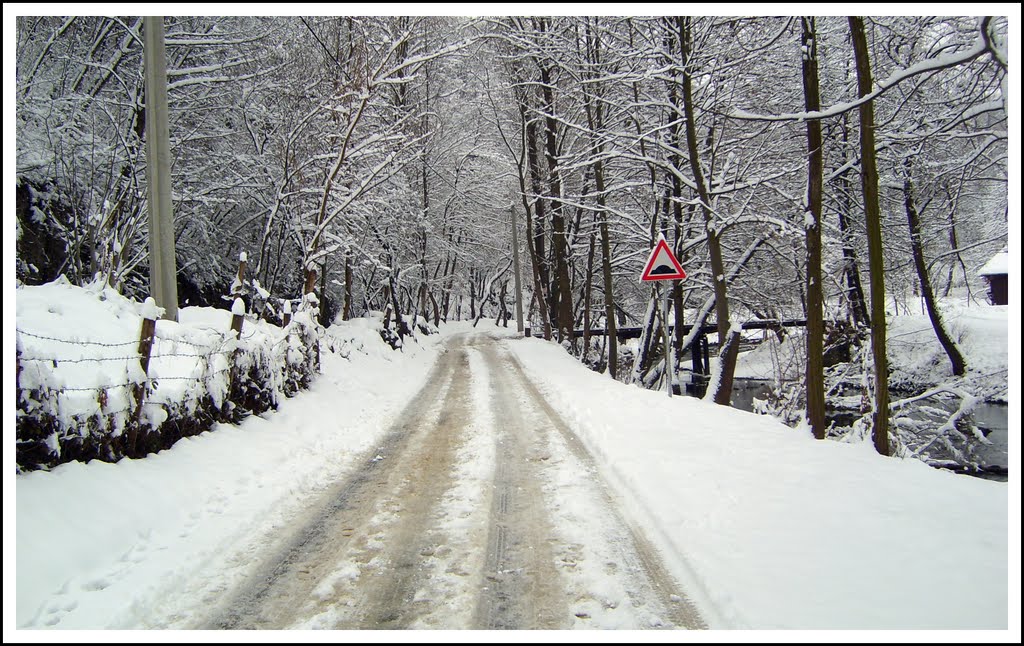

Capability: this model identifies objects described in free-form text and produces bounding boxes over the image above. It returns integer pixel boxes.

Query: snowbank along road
[197,333,706,630]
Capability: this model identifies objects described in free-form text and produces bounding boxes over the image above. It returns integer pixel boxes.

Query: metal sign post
[660,282,673,397]
[640,234,687,398]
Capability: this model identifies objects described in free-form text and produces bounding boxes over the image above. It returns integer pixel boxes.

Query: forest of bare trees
[16,15,1009,462]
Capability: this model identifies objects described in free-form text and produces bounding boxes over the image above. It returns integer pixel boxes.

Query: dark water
[969,403,1010,481]
[729,379,773,415]
[729,378,1009,481]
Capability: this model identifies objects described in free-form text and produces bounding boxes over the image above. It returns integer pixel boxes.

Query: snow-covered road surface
[195,334,705,630]
[15,319,1008,633]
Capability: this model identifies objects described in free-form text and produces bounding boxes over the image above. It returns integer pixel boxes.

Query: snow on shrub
[15,278,320,472]
[321,310,437,360]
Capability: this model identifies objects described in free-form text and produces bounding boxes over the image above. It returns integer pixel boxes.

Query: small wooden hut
[978,250,1009,305]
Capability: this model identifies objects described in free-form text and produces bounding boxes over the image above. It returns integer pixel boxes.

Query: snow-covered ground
[730,300,1012,471]
[886,301,1009,394]
[507,336,1012,631]
[10,307,445,634]
[7,305,1018,638]
[734,298,1009,393]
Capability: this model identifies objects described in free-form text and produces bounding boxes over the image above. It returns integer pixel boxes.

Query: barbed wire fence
[16,299,320,472]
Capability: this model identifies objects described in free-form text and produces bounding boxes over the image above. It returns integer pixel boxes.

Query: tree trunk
[441,232,461,322]
[942,182,970,299]
[850,16,891,457]
[838,118,871,328]
[522,199,553,340]
[525,113,552,327]
[632,289,659,383]
[582,18,617,377]
[318,262,329,327]
[388,264,408,340]
[801,16,827,440]
[304,267,317,299]
[583,229,595,360]
[671,206,694,364]
[902,162,966,376]
[343,253,353,320]
[418,145,430,330]
[539,61,575,344]
[838,209,871,328]
[667,40,688,365]
[498,280,509,328]
[679,16,737,406]
[429,289,441,327]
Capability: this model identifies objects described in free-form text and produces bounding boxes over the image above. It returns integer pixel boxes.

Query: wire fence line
[18,319,280,368]
[16,308,324,471]
[15,329,141,348]
[17,350,236,364]
[17,327,236,387]
[25,368,237,394]
[24,398,202,417]
[16,325,260,352]
[16,256,322,469]
[16,315,309,405]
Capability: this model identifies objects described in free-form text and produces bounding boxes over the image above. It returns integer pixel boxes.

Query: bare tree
[849,16,891,456]
[801,17,827,439]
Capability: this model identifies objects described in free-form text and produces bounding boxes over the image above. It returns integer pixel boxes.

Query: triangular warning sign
[640,236,687,282]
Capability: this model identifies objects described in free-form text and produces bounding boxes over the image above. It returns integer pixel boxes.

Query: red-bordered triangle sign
[640,236,687,281]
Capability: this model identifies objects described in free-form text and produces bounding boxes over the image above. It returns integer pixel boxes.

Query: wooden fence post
[130,302,158,456]
[282,299,292,327]
[16,336,22,407]
[228,297,245,402]
[231,250,248,318]
[233,252,247,296]
[231,297,245,339]
[15,333,21,395]
[303,267,317,299]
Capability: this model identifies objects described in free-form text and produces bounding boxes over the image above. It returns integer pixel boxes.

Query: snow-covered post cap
[140,296,164,320]
[239,251,247,262]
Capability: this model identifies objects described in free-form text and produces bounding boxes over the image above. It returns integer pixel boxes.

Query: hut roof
[978,250,1009,277]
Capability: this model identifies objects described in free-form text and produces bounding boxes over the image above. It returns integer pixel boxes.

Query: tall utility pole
[510,203,524,333]
[144,16,178,321]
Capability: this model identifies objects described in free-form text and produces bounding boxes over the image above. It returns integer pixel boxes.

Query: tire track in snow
[492,339,707,630]
[197,333,704,630]
[473,339,568,629]
[319,337,495,629]
[198,337,469,629]
[395,341,498,628]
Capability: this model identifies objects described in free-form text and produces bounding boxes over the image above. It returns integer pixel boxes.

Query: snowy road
[14,315,1010,632]
[196,334,705,630]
